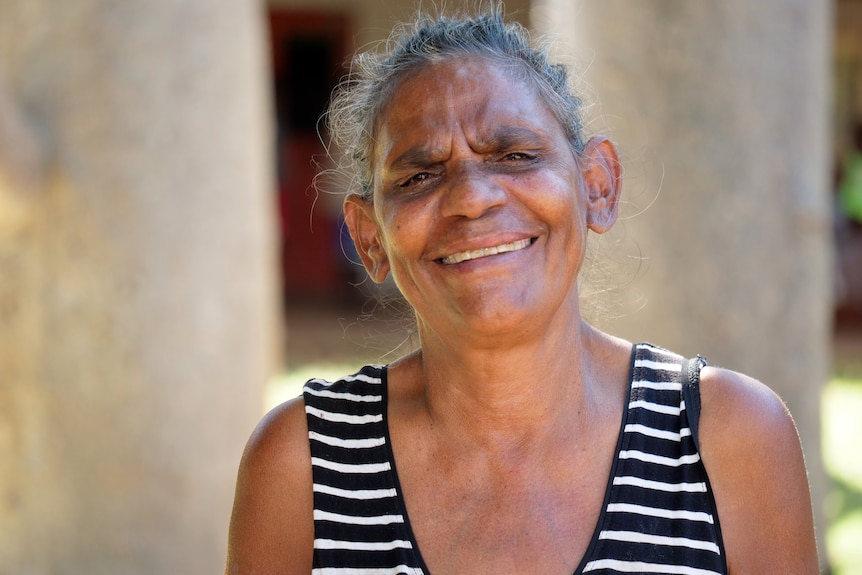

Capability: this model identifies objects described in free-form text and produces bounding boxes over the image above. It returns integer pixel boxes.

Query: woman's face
[346,57,619,342]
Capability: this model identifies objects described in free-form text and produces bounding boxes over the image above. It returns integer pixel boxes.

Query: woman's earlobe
[343,194,391,283]
[581,136,622,234]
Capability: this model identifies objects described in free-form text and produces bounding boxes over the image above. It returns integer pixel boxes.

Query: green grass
[823,376,862,575]
[268,366,862,573]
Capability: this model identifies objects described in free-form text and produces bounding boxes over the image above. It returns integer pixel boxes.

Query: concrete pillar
[533,0,833,565]
[0,1,279,573]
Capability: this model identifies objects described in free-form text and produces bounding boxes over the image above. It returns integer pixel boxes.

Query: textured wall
[0,0,279,572]
[534,0,833,564]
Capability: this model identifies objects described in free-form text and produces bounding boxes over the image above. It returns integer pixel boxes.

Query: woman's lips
[439,238,533,265]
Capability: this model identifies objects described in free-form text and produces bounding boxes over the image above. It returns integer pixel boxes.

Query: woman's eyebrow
[384,126,547,173]
[386,145,437,173]
[486,125,547,148]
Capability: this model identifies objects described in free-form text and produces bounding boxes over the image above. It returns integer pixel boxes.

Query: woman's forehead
[384,56,528,112]
[373,58,560,164]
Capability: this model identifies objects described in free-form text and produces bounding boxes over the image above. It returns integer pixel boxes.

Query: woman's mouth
[439,238,534,265]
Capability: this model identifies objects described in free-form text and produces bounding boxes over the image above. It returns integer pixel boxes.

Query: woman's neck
[401,309,625,456]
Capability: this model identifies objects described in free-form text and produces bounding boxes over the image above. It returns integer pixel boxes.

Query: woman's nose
[439,162,506,219]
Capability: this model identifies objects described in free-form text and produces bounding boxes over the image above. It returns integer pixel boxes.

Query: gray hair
[325,5,586,201]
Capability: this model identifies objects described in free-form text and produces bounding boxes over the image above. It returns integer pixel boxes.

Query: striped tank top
[303,342,727,574]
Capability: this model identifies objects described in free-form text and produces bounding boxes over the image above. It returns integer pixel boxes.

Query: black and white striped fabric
[304,366,424,574]
[580,343,726,574]
[303,342,727,574]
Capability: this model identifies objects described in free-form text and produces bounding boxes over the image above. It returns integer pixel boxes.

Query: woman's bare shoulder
[697,366,819,573]
[225,396,314,575]
[698,365,794,444]
[237,396,313,492]
[244,396,311,464]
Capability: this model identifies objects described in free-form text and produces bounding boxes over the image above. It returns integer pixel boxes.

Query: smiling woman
[343,55,618,344]
[225,5,819,575]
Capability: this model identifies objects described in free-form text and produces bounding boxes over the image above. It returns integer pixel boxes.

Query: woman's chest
[391,432,618,575]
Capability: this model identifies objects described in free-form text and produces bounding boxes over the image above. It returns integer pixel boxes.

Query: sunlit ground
[267,364,862,573]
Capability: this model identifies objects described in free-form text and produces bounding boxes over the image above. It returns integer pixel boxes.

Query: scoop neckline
[375,343,638,575]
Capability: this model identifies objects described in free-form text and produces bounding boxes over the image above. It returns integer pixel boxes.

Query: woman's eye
[503,152,535,161]
[401,172,431,187]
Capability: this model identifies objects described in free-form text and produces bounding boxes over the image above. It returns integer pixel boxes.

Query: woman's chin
[418,294,571,348]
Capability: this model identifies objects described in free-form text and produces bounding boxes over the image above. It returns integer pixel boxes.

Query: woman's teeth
[441,238,532,265]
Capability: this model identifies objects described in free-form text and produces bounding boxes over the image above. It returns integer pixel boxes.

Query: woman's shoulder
[246,364,388,463]
[698,365,796,446]
[697,364,808,500]
[696,365,818,573]
[242,395,311,471]
[696,364,802,490]
[225,395,314,574]
[225,363,392,573]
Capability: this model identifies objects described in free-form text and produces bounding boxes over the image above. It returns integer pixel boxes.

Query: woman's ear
[344,194,390,283]
[580,136,622,234]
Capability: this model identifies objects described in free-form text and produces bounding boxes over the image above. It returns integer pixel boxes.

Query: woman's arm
[224,397,314,574]
[698,366,819,574]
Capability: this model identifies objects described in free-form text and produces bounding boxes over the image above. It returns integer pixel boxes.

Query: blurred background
[0,0,859,573]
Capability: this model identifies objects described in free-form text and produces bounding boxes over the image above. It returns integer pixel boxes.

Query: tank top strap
[681,355,708,452]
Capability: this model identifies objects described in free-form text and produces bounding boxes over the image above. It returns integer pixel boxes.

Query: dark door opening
[269,10,353,302]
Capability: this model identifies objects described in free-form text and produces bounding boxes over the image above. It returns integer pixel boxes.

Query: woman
[225,7,818,574]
